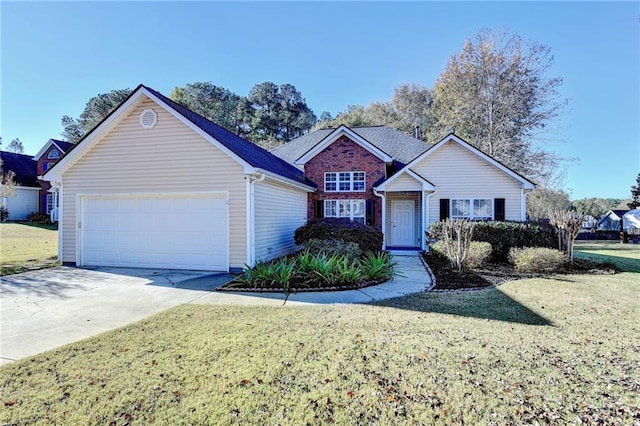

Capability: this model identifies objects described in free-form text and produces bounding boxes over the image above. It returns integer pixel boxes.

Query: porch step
[388,249,422,256]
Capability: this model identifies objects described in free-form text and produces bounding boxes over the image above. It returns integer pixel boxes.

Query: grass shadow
[370,287,553,326]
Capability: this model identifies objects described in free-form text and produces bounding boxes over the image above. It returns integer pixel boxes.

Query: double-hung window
[451,198,493,220]
[324,200,365,224]
[324,172,365,192]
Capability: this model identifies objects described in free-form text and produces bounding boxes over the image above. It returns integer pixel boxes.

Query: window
[46,194,54,214]
[451,198,493,220]
[42,162,49,172]
[324,171,365,192]
[324,200,365,224]
[47,149,60,160]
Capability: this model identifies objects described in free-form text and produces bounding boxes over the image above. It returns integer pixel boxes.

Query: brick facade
[304,136,385,230]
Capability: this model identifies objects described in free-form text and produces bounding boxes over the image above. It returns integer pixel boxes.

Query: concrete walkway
[0,255,430,364]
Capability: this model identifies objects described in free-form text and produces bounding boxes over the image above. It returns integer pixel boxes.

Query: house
[0,151,39,220]
[597,210,629,231]
[43,84,316,272]
[272,125,535,250]
[43,84,535,273]
[33,139,74,220]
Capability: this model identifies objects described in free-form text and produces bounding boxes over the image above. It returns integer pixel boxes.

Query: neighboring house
[33,139,74,220]
[597,210,629,231]
[43,84,315,272]
[272,125,535,250]
[581,215,598,230]
[0,151,39,220]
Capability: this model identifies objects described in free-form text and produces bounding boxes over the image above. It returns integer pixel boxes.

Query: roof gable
[44,84,314,189]
[294,125,393,165]
[33,139,73,161]
[398,133,535,190]
[271,125,431,166]
[0,151,38,187]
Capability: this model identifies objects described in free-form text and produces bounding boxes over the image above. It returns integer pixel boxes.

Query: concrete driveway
[0,266,234,365]
[0,256,431,365]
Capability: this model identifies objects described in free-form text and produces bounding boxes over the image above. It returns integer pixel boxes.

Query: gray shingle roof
[271,126,432,166]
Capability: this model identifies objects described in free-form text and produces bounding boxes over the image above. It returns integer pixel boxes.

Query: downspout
[373,188,386,249]
[51,180,63,262]
[245,172,266,268]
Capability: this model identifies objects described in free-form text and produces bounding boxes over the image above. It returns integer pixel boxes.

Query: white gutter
[51,181,63,261]
[373,188,386,249]
[254,168,315,192]
[424,189,437,250]
[245,172,266,268]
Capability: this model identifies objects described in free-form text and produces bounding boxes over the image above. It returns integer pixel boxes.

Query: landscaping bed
[423,251,617,290]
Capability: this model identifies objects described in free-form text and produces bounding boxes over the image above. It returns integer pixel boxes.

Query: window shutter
[366,199,375,226]
[494,198,506,221]
[439,199,450,221]
[314,200,324,219]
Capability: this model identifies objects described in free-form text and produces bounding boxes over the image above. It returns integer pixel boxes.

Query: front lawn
[0,223,59,275]
[1,274,638,424]
[574,240,640,272]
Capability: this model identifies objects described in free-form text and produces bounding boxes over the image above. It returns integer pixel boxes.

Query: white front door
[391,200,415,247]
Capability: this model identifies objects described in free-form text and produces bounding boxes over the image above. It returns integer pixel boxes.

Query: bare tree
[442,218,476,272]
[549,210,583,261]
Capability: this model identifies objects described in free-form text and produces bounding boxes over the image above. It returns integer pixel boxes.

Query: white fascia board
[295,125,392,165]
[255,168,316,192]
[43,90,149,182]
[376,167,436,191]
[33,140,56,161]
[403,134,536,190]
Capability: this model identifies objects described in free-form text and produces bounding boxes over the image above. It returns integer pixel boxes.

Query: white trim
[245,173,266,268]
[386,134,536,191]
[9,186,40,191]
[139,108,158,129]
[76,191,230,271]
[324,171,366,192]
[375,168,436,192]
[44,86,257,181]
[450,197,495,220]
[254,168,315,192]
[57,181,63,260]
[373,189,386,249]
[295,125,393,165]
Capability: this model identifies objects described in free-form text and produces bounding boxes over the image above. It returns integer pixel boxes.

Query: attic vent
[139,108,157,129]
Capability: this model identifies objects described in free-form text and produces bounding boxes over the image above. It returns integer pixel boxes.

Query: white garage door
[80,193,228,271]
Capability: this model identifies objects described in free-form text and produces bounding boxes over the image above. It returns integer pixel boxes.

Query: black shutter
[366,199,375,226]
[439,199,450,221]
[494,198,506,221]
[314,200,324,219]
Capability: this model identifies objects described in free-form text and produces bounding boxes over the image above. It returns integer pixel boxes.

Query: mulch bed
[423,253,617,291]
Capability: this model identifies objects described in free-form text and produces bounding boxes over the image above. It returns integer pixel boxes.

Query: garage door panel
[81,193,228,271]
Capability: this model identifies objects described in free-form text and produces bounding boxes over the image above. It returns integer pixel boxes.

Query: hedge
[427,220,557,262]
[294,218,384,254]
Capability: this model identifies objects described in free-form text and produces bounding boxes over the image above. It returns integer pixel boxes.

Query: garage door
[80,193,228,271]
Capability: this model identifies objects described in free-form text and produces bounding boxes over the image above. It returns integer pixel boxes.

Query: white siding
[385,173,423,191]
[60,96,248,269]
[3,187,39,220]
[410,141,525,224]
[253,178,308,262]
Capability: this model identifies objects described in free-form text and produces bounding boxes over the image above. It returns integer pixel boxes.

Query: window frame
[324,171,366,192]
[47,149,60,160]
[324,199,366,223]
[451,198,494,221]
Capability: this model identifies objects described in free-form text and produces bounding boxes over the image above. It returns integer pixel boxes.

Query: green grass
[1,273,638,424]
[574,240,640,272]
[0,223,59,275]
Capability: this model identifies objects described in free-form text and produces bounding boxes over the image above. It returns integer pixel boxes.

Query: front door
[391,200,415,246]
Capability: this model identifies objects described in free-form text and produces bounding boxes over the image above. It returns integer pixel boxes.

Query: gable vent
[139,108,158,129]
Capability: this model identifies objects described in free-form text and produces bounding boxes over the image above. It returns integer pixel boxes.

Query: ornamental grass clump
[360,251,396,281]
[509,247,567,273]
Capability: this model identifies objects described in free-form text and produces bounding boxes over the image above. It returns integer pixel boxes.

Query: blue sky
[1,1,638,200]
